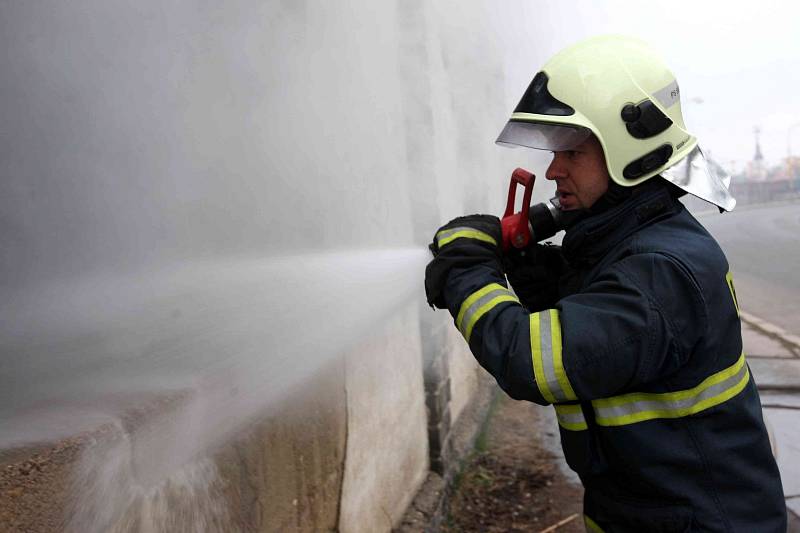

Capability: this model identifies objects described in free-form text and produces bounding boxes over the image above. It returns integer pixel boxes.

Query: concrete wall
[0,1,562,531]
[339,307,428,533]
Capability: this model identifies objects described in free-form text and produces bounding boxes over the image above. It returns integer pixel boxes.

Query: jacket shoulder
[631,208,730,291]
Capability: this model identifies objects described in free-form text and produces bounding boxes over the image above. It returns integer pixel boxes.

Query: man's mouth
[556,190,579,210]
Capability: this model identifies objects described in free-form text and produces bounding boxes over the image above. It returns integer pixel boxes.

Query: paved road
[698,200,800,334]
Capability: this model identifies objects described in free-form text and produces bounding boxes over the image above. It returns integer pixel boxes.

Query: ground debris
[443,395,583,533]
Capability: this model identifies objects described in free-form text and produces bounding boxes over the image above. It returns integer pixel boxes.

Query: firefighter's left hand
[424,214,503,309]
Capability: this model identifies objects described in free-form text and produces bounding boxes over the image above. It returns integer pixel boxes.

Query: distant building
[729,127,799,204]
[742,127,767,182]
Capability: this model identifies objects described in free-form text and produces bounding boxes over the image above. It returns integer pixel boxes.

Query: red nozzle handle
[504,168,535,218]
[501,168,536,250]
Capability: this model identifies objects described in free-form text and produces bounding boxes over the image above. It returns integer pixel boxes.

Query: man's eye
[566,150,578,159]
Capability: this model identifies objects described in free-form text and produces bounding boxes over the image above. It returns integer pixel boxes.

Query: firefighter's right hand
[425,214,503,309]
[503,243,565,312]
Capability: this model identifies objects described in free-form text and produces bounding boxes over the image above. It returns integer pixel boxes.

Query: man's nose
[545,154,565,181]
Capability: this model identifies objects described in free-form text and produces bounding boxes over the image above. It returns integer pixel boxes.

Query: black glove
[424,214,502,309]
[503,243,566,311]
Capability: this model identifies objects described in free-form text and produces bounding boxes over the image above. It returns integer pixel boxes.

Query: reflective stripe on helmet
[554,403,587,431]
[455,283,519,343]
[530,309,577,403]
[592,352,749,426]
[435,227,497,249]
[652,79,680,109]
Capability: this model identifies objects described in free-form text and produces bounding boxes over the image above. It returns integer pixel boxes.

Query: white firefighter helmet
[496,35,735,211]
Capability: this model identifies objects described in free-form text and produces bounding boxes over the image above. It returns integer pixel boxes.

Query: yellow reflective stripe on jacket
[530,309,577,403]
[592,352,749,427]
[456,283,518,343]
[554,403,587,431]
[584,514,606,533]
[435,226,497,249]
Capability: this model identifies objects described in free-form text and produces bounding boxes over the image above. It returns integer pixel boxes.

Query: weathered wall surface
[217,362,348,532]
[0,1,559,531]
[339,307,428,533]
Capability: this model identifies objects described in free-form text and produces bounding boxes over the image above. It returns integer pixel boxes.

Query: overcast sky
[507,0,800,173]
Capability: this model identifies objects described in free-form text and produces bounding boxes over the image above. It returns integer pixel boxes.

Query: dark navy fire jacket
[441,182,786,532]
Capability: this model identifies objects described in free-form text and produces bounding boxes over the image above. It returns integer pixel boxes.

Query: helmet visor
[496,120,592,152]
[661,145,736,211]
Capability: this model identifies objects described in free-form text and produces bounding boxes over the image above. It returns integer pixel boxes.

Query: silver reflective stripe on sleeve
[592,352,749,426]
[530,309,577,403]
[455,283,519,343]
[554,403,587,431]
[435,226,497,249]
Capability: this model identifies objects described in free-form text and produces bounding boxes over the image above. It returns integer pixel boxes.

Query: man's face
[545,134,610,211]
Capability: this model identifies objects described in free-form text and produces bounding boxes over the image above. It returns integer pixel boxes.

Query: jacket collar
[562,181,682,265]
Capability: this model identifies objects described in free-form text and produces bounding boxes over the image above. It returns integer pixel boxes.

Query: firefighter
[424,35,786,532]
